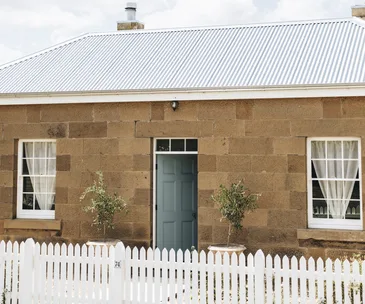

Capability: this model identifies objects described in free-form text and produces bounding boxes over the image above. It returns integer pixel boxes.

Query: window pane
[34,197,41,210]
[350,181,360,200]
[23,142,33,158]
[34,142,46,158]
[311,141,326,159]
[313,200,327,218]
[327,141,342,158]
[171,139,184,151]
[345,201,361,220]
[23,177,34,192]
[343,141,358,159]
[22,159,30,175]
[47,159,56,175]
[344,161,359,179]
[33,159,47,175]
[186,139,198,151]
[312,180,325,199]
[312,160,326,178]
[23,194,34,210]
[156,139,169,151]
[327,160,342,178]
[47,142,56,157]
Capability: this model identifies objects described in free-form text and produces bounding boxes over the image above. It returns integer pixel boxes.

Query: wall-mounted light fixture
[171,100,179,111]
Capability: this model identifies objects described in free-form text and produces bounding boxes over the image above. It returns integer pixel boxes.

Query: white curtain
[25,142,56,210]
[312,141,358,219]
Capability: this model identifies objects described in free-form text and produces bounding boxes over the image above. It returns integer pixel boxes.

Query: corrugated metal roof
[1,17,365,94]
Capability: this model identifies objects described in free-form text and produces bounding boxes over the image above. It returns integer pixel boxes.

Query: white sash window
[307,138,362,230]
[17,140,56,219]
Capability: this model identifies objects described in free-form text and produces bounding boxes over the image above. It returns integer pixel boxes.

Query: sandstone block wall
[0,97,364,258]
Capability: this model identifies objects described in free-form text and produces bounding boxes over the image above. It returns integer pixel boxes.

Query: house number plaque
[114,260,121,268]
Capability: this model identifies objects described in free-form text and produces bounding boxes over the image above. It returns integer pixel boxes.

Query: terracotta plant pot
[208,244,246,256]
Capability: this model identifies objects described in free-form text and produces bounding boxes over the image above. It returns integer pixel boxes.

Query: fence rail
[0,239,364,303]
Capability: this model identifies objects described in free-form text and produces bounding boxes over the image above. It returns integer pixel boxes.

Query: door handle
[192,212,197,219]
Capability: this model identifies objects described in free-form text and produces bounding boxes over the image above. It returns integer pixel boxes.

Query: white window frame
[307,137,362,230]
[17,139,56,219]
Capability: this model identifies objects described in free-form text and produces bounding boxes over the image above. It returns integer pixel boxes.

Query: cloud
[0,44,23,66]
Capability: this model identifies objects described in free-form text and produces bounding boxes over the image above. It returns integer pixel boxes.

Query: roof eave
[1,84,365,105]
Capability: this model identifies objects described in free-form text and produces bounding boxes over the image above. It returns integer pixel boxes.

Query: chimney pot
[352,5,365,20]
[117,1,144,31]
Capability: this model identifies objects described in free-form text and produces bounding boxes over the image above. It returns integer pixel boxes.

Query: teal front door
[156,154,197,252]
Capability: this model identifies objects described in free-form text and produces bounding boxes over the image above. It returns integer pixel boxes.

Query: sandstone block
[268,209,306,229]
[243,209,268,227]
[198,172,227,190]
[199,138,229,155]
[0,106,27,123]
[198,190,214,207]
[229,137,273,155]
[246,120,290,137]
[253,98,323,120]
[151,102,165,120]
[56,204,89,221]
[247,227,298,246]
[62,221,80,238]
[257,191,290,209]
[71,155,101,172]
[107,122,135,138]
[198,155,217,172]
[0,203,12,219]
[120,172,150,189]
[291,120,346,137]
[68,188,84,204]
[3,124,41,139]
[120,103,151,121]
[288,155,305,173]
[0,172,13,187]
[286,173,306,192]
[227,173,274,192]
[55,187,68,204]
[40,123,68,138]
[100,155,132,172]
[109,223,134,239]
[273,137,305,155]
[80,221,103,238]
[213,120,245,137]
[56,139,83,155]
[342,97,365,118]
[251,155,287,173]
[133,188,151,206]
[83,138,119,155]
[41,104,93,122]
[198,207,222,225]
[197,101,236,120]
[216,155,251,172]
[133,155,151,171]
[0,141,14,155]
[0,187,13,203]
[26,106,40,123]
[198,225,212,242]
[56,155,71,171]
[122,206,150,223]
[323,98,342,118]
[290,191,307,210]
[94,103,120,122]
[119,138,151,155]
[69,122,107,138]
[133,223,150,239]
[0,155,14,171]
[135,121,213,137]
[236,100,253,120]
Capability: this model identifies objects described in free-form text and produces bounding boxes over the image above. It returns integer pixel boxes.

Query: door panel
[156,154,197,252]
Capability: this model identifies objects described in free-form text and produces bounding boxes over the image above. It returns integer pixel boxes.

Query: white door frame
[152,138,198,249]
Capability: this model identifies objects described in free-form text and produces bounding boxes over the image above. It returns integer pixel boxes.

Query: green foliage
[211,181,259,246]
[80,171,128,239]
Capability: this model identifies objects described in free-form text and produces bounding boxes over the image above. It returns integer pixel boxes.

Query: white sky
[0,0,361,65]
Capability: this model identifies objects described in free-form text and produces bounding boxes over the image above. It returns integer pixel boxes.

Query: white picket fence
[1,239,365,303]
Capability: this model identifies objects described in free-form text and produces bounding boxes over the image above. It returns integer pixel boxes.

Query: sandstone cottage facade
[1,5,365,258]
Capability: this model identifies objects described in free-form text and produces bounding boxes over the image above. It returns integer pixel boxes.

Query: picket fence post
[109,242,125,303]
[19,238,35,303]
[254,250,265,303]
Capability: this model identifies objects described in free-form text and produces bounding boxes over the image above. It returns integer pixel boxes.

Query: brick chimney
[352,5,365,20]
[117,2,144,30]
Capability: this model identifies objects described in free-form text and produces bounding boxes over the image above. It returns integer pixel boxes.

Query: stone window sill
[297,229,365,243]
[4,219,61,231]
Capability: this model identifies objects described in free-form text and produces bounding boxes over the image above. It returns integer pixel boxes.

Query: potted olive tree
[80,171,128,246]
[208,181,259,255]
